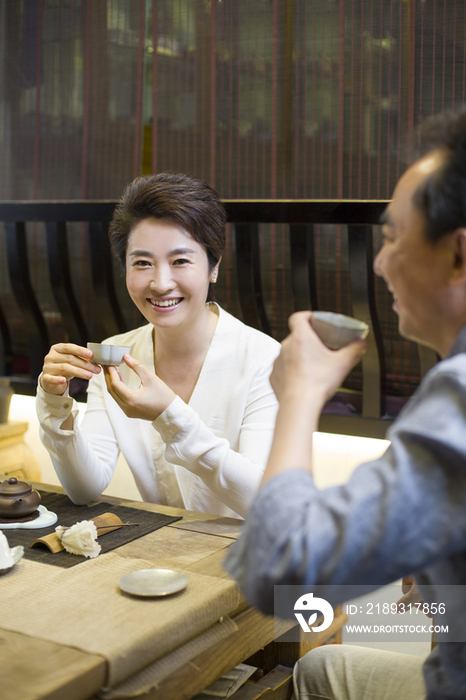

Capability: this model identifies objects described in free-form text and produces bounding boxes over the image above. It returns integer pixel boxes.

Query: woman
[36,172,280,518]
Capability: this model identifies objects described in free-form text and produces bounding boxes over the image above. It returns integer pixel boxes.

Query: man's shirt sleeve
[224,357,466,614]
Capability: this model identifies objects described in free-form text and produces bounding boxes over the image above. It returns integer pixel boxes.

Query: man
[225,108,466,700]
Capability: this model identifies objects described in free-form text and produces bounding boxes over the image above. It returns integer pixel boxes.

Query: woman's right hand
[40,343,101,395]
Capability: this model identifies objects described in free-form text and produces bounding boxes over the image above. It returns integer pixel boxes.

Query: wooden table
[0,483,347,700]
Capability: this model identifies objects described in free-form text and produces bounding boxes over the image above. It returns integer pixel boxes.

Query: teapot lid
[0,477,33,497]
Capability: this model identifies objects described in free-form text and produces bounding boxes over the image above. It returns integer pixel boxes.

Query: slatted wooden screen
[0,0,460,412]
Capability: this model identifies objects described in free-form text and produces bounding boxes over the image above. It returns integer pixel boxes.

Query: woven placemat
[3,491,182,568]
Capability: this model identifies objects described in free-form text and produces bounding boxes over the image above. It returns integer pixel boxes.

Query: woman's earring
[210,276,217,283]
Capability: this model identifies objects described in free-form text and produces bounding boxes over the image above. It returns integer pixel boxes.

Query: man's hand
[104,354,176,421]
[270,311,367,407]
[261,312,366,486]
[396,576,433,618]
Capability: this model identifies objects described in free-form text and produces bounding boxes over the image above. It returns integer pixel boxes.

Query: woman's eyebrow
[128,247,198,257]
[128,249,153,257]
[169,247,198,256]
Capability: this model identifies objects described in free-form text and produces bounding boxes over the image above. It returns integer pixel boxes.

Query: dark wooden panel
[225,200,389,225]
[8,377,38,395]
[347,225,385,419]
[319,413,393,440]
[0,201,118,222]
[234,223,271,335]
[45,222,88,346]
[0,302,13,376]
[87,221,127,340]
[4,222,49,378]
[0,200,389,225]
[289,224,318,312]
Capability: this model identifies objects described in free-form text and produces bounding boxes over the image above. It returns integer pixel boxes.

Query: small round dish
[119,568,189,597]
[87,343,131,366]
[0,545,24,575]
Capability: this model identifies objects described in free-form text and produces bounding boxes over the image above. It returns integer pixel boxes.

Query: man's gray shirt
[225,327,466,699]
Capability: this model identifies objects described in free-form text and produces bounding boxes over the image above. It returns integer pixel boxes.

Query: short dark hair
[412,108,466,242]
[109,172,226,301]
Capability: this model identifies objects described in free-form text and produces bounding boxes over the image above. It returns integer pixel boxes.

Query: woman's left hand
[104,354,176,421]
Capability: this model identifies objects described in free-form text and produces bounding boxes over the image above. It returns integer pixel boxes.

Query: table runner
[0,552,241,688]
[97,616,238,698]
[4,491,182,567]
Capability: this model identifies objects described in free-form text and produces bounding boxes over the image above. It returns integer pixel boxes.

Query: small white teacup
[0,531,14,570]
[310,311,369,350]
[87,343,131,366]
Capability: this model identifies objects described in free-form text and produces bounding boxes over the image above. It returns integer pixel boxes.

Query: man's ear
[450,228,466,286]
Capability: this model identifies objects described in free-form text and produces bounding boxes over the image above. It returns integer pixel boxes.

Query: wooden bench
[0,200,438,439]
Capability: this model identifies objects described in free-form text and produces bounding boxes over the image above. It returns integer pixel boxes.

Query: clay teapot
[0,477,41,519]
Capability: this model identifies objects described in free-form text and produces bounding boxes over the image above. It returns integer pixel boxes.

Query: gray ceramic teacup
[87,343,131,366]
[310,312,369,350]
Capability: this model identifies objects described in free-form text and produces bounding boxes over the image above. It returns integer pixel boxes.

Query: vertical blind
[2,0,465,200]
[0,0,464,398]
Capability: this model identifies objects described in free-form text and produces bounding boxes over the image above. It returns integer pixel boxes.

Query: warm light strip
[314,430,390,457]
[10,395,390,455]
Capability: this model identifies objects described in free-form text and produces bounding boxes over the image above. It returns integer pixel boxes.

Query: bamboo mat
[3,491,181,568]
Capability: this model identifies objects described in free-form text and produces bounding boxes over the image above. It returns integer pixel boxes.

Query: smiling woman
[36,173,281,518]
[125,218,217,338]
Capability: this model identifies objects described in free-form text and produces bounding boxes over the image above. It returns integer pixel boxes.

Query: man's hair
[413,108,466,242]
[109,172,226,301]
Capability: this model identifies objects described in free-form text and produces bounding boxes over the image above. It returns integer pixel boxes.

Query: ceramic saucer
[119,568,189,597]
[0,505,58,530]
